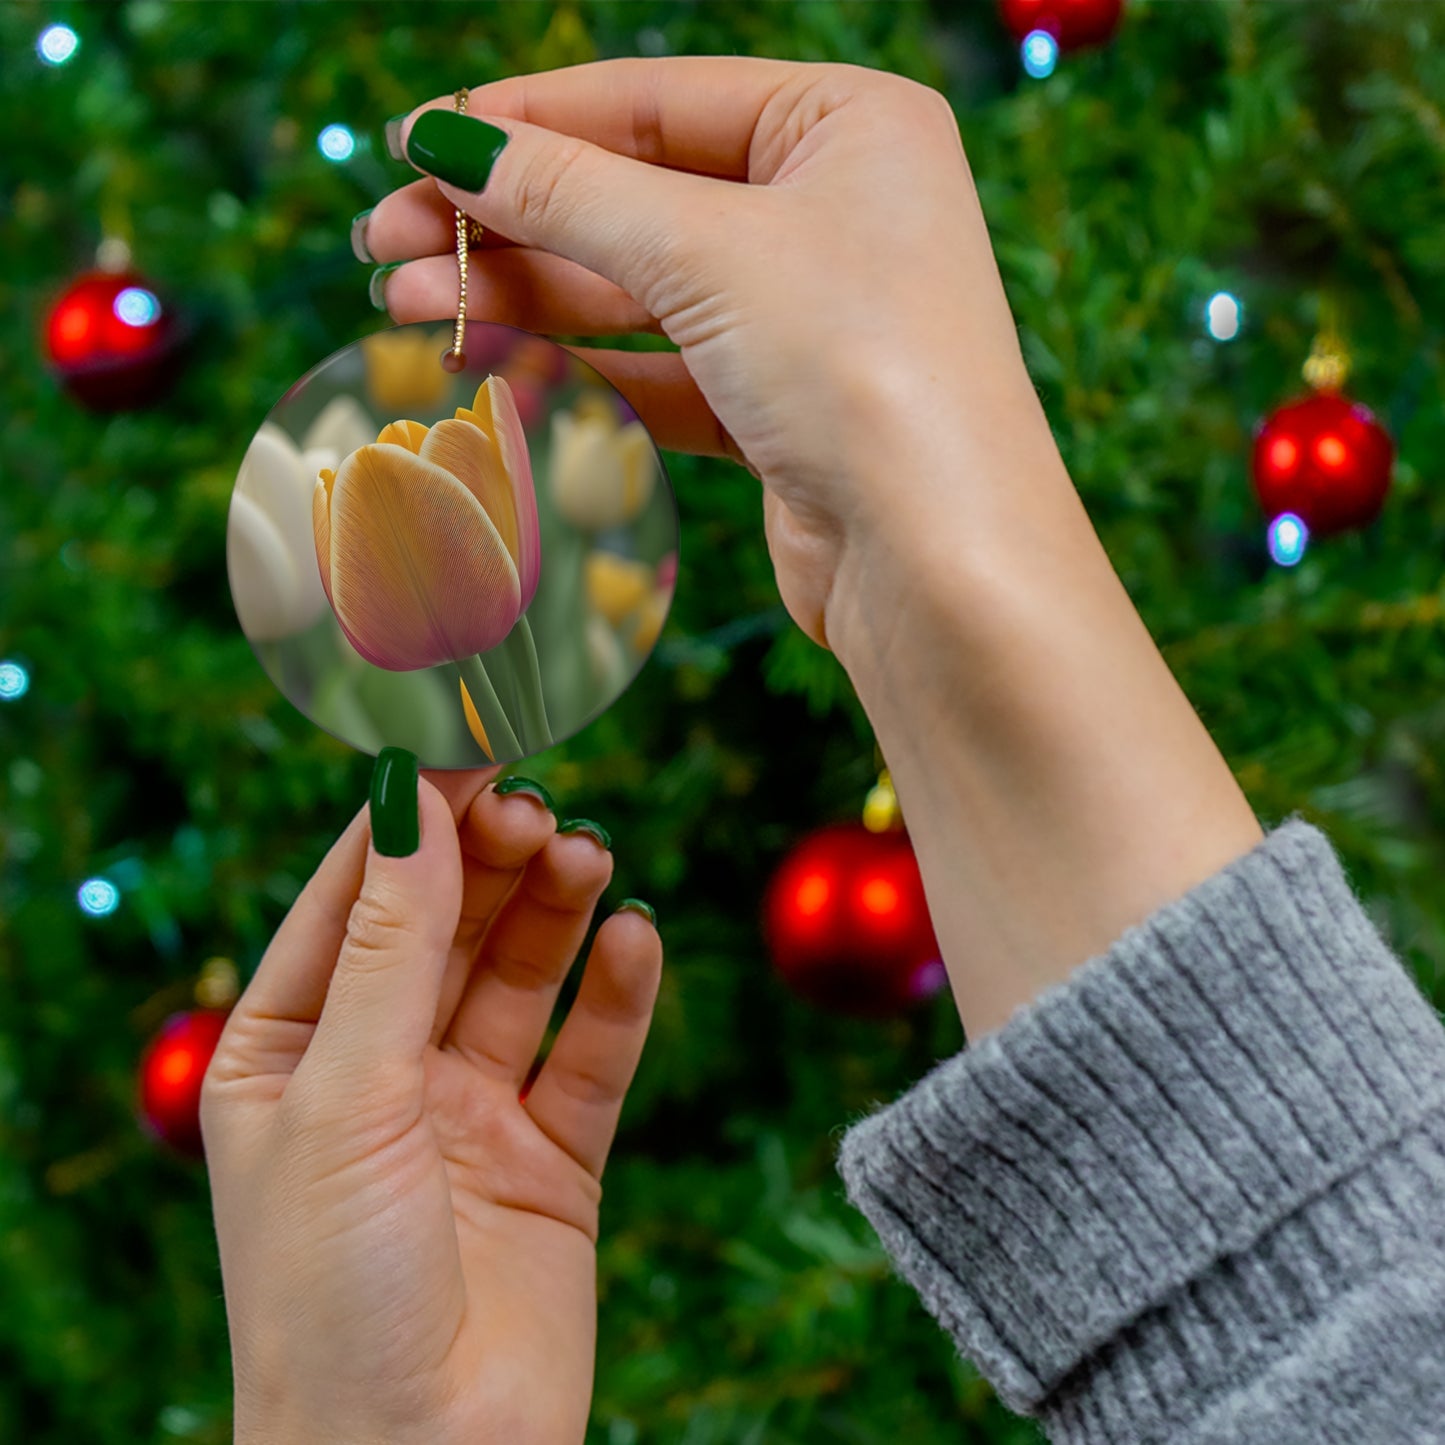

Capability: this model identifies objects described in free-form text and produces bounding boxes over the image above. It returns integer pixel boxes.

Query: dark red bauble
[44,270,183,410]
[1251,392,1394,537]
[763,822,946,1018]
[998,0,1125,49]
[137,1009,230,1158]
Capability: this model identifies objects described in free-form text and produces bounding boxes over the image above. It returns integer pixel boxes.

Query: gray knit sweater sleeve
[835,817,1445,1444]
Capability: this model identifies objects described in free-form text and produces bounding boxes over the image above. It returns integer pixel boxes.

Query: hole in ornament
[441,349,467,373]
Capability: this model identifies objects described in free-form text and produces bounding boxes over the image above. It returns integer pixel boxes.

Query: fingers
[411,55,808,181]
[428,782,558,1050]
[301,777,464,1084]
[207,802,372,1086]
[567,348,747,464]
[399,107,755,310]
[419,765,505,830]
[524,908,663,1181]
[362,177,520,261]
[380,247,662,336]
[439,828,614,1085]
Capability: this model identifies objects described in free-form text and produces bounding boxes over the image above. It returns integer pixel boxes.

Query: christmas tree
[2,3,1443,1442]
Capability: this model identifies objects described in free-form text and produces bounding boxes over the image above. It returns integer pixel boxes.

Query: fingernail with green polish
[405,110,510,192]
[384,113,409,162]
[558,818,611,851]
[370,747,420,857]
[617,898,656,926]
[350,208,375,264]
[369,261,403,311]
[494,775,556,812]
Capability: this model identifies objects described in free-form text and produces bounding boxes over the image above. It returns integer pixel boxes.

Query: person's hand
[361,56,1066,668]
[201,757,662,1445]
[361,59,1263,1044]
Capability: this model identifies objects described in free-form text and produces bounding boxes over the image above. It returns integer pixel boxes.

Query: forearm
[827,384,1263,1040]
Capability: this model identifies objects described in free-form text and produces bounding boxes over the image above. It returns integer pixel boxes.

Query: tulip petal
[550,412,627,531]
[229,489,305,641]
[312,476,334,609]
[304,395,377,458]
[377,419,429,453]
[459,377,542,612]
[325,443,521,670]
[458,677,494,761]
[236,425,331,631]
[617,422,657,519]
[419,418,519,563]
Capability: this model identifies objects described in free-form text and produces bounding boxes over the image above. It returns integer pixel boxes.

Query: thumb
[305,748,463,1087]
[398,106,743,314]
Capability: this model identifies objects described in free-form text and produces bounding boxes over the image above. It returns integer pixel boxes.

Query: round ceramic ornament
[226,91,678,769]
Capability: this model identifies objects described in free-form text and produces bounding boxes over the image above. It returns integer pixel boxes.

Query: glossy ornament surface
[227,322,679,767]
[763,822,946,1018]
[44,269,183,410]
[137,1009,230,1158]
[998,0,1125,49]
[1251,391,1394,537]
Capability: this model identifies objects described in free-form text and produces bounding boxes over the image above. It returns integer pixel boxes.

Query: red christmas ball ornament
[1251,392,1394,537]
[763,822,946,1017]
[137,1009,230,1158]
[44,269,183,410]
[998,0,1125,50]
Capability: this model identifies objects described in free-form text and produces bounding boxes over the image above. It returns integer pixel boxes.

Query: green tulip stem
[456,653,523,760]
[503,614,553,749]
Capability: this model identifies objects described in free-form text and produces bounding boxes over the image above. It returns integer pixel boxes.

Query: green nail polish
[370,747,420,857]
[617,897,656,926]
[405,110,510,192]
[384,113,409,162]
[494,775,556,812]
[369,261,403,311]
[350,208,375,263]
[558,818,611,851]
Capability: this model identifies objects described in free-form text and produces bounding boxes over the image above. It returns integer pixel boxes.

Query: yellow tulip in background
[549,390,657,531]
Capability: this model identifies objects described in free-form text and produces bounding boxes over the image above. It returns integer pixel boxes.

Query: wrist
[826,410,1262,1039]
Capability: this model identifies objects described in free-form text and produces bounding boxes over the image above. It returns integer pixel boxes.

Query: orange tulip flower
[311,375,541,672]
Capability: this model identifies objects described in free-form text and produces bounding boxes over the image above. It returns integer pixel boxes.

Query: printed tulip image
[550,391,657,531]
[229,321,678,768]
[312,374,550,760]
[228,397,376,641]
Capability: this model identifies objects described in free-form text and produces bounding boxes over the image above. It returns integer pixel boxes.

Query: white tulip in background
[227,396,376,642]
[549,398,657,532]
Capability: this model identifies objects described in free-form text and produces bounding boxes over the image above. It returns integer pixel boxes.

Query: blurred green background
[2,2,1444,1442]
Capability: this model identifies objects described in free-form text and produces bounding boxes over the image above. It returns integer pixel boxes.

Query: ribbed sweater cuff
[835,817,1445,1434]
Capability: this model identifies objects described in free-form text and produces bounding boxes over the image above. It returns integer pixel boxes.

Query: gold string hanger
[441,88,487,373]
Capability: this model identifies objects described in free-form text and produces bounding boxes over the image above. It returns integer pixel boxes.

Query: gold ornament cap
[194,956,240,1010]
[863,767,902,833]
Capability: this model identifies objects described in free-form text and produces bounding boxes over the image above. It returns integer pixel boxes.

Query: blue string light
[1268,512,1309,567]
[37,24,79,66]
[318,124,356,162]
[1205,291,1243,342]
[114,287,162,328]
[1022,30,1059,79]
[78,878,121,917]
[0,661,29,700]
